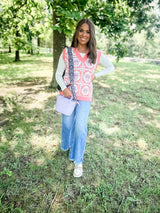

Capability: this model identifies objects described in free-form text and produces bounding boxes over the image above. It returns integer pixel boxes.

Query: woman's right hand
[63,88,72,98]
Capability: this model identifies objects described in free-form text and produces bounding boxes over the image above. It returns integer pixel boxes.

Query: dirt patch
[0,75,58,115]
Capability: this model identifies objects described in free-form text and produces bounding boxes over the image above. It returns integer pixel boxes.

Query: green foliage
[46,0,159,59]
[125,31,160,59]
[0,0,50,59]
[87,0,160,59]
[87,0,131,36]
[46,0,89,36]
[1,0,159,60]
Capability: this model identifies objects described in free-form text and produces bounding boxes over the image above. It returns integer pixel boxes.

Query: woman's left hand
[91,74,96,81]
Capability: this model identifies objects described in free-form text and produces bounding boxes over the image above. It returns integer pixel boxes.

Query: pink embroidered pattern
[61,47,101,101]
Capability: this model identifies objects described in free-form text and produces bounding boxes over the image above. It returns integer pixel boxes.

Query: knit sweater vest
[60,47,101,101]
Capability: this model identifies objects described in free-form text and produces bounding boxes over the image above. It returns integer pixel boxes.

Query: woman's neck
[77,44,88,53]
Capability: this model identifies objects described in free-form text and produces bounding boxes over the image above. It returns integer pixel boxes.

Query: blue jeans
[61,100,91,165]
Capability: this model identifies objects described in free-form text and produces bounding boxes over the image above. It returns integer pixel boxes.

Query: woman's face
[77,23,90,46]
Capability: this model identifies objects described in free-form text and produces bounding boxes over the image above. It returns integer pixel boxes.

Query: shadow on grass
[0,52,52,64]
[0,95,72,212]
[1,90,160,212]
[5,77,48,87]
[0,59,160,212]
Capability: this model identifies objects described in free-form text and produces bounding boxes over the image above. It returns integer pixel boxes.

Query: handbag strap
[67,47,77,100]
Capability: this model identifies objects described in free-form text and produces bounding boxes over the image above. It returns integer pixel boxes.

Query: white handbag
[55,95,77,116]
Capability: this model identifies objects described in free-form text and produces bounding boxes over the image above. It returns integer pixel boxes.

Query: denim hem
[69,158,83,165]
[61,147,69,151]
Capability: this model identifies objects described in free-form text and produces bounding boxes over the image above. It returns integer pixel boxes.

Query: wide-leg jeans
[61,100,91,165]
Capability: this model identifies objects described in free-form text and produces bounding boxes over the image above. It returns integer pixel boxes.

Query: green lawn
[0,52,160,213]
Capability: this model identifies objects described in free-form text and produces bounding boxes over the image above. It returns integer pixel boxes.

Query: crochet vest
[60,47,101,101]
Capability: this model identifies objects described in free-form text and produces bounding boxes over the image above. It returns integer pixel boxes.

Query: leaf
[52,25,62,33]
[127,197,139,202]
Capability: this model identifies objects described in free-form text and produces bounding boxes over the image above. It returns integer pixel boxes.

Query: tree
[0,0,49,61]
[0,0,26,60]
[46,0,89,88]
[123,3,160,59]
[46,0,159,88]
[86,0,159,59]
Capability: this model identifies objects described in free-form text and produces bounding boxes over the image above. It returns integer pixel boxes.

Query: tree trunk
[37,37,40,54]
[31,48,34,55]
[142,42,145,58]
[50,11,66,88]
[15,50,20,61]
[37,37,40,47]
[30,38,33,55]
[9,46,11,53]
[15,30,20,61]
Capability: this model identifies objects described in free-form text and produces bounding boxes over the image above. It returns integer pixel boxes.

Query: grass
[0,52,160,213]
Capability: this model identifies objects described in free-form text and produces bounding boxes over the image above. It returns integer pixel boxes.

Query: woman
[55,18,114,177]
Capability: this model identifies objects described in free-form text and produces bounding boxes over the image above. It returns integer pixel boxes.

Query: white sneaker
[73,163,83,177]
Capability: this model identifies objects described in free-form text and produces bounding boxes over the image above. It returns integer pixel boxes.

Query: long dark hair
[71,18,97,64]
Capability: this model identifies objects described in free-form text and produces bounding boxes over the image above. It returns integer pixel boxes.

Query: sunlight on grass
[144,74,160,79]
[144,119,160,128]
[0,53,160,213]
[0,55,53,81]
[128,102,139,110]
[8,140,19,153]
[113,140,123,147]
[23,92,54,110]
[143,150,160,160]
[137,138,148,150]
[30,133,59,153]
[153,119,160,128]
[99,123,121,135]
[98,82,111,88]
[0,132,7,143]
[135,79,145,83]
[144,106,159,115]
